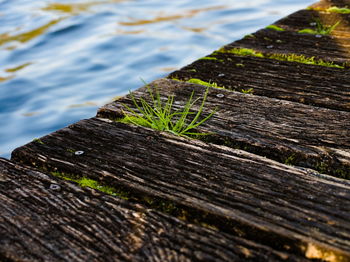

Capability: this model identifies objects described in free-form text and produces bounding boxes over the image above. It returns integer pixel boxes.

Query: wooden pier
[1,0,350,261]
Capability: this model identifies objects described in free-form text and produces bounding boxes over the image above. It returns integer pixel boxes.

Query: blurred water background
[0,0,315,158]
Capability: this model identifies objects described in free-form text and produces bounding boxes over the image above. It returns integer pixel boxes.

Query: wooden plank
[11,117,350,260]
[0,158,305,262]
[168,51,350,112]
[275,10,350,39]
[229,12,350,63]
[227,29,350,65]
[97,79,350,179]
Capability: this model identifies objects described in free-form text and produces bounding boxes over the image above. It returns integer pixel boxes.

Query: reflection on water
[0,0,316,158]
[5,62,32,73]
[0,76,13,82]
[0,19,62,47]
[118,6,228,26]
[42,0,131,14]
[115,29,146,35]
[42,2,99,14]
[67,101,98,108]
[181,26,207,33]
[21,111,41,117]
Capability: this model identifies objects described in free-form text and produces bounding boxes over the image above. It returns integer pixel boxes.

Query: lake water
[0,0,315,158]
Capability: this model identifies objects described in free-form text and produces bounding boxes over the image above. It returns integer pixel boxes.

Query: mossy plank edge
[273,8,350,35]
[230,10,350,62]
[0,158,306,262]
[169,47,350,112]
[11,117,350,260]
[98,78,350,179]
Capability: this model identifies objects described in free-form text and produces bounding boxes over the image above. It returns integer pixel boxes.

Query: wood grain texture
[275,10,350,39]
[11,117,350,260]
[230,13,350,64]
[0,158,304,262]
[168,51,350,112]
[229,0,350,62]
[98,79,350,178]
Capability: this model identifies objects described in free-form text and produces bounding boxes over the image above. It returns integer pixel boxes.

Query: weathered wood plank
[168,52,350,112]
[227,29,350,65]
[11,117,350,260]
[275,10,350,38]
[98,79,350,178]
[0,158,304,262]
[229,12,350,64]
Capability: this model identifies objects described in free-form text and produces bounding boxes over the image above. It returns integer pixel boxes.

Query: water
[0,0,315,158]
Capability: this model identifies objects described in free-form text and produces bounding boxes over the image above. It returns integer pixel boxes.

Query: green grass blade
[181,108,216,134]
[187,88,210,128]
[172,91,195,132]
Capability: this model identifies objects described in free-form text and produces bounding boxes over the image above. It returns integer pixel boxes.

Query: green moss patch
[217,47,344,68]
[266,25,285,31]
[327,6,350,14]
[198,56,217,61]
[33,138,44,145]
[218,47,264,58]
[51,172,130,200]
[307,6,350,14]
[186,78,225,89]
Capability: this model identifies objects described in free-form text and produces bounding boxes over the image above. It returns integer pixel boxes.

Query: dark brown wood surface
[98,79,350,179]
[11,117,350,260]
[1,158,307,262]
[168,51,350,112]
[231,10,350,63]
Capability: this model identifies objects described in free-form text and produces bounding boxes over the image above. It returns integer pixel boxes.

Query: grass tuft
[120,84,216,137]
[298,18,340,35]
[241,88,254,94]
